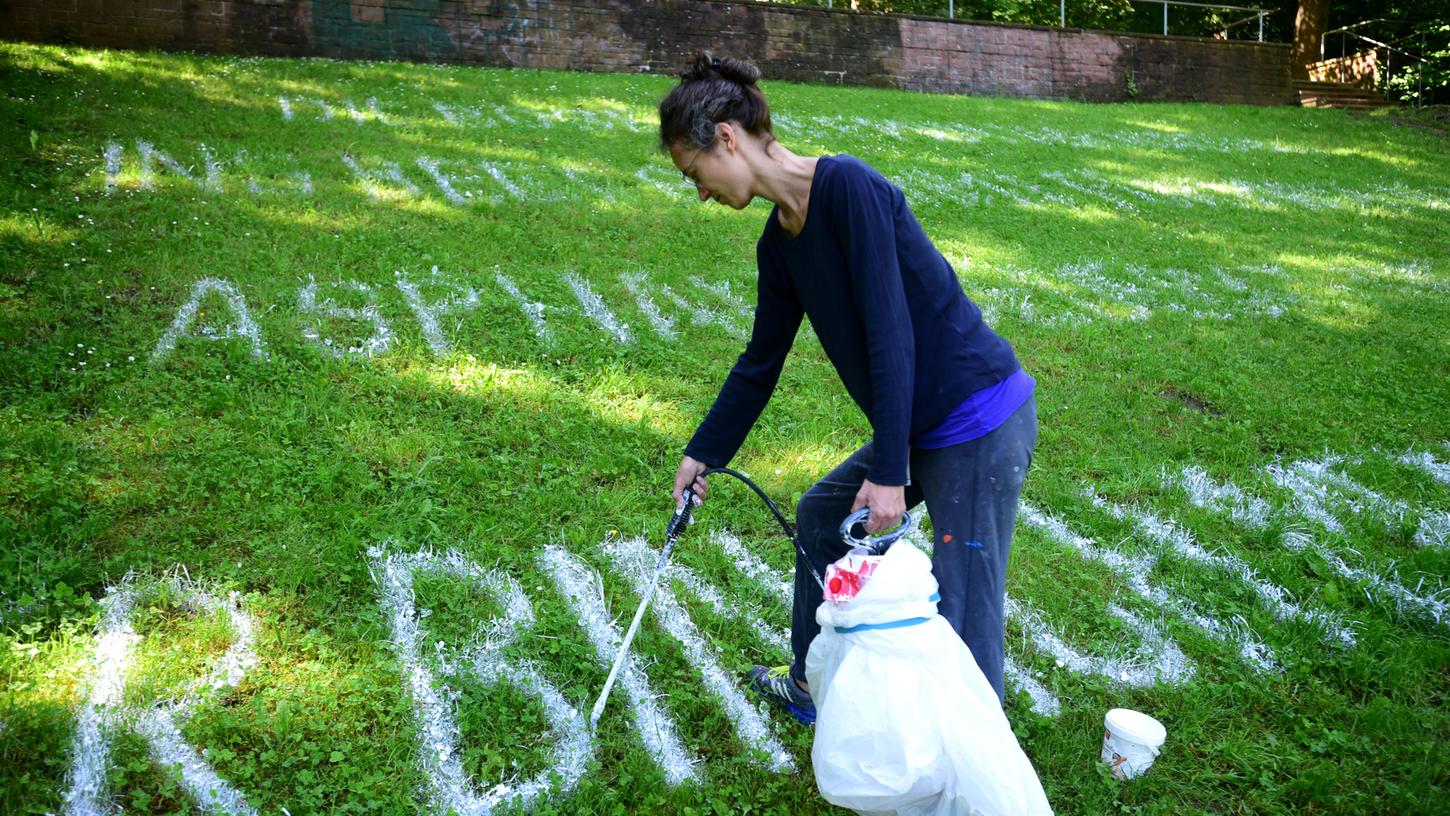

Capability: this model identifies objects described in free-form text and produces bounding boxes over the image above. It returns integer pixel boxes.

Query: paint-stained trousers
[788,395,1037,704]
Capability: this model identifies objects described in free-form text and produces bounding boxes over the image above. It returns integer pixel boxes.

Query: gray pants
[789,395,1037,703]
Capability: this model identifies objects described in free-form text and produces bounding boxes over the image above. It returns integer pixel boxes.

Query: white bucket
[1100,708,1166,780]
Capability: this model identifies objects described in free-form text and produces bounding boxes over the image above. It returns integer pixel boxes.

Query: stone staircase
[1294,80,1393,109]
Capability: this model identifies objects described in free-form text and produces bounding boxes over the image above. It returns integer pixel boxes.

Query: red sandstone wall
[0,0,1294,105]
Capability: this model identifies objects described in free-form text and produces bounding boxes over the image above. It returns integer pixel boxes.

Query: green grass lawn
[2,42,1448,815]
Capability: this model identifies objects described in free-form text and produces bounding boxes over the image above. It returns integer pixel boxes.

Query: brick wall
[1,0,1295,105]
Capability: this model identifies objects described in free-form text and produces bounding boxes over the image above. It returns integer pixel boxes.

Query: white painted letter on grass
[371,547,592,816]
[63,576,259,816]
[540,545,698,784]
[564,271,632,345]
[602,535,795,771]
[297,278,393,358]
[395,267,480,357]
[151,278,267,362]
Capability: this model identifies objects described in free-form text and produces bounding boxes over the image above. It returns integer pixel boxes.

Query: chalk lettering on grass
[298,278,394,358]
[1020,503,1279,673]
[493,271,553,346]
[540,545,698,784]
[563,271,632,345]
[103,142,122,192]
[1006,596,1196,688]
[620,271,678,341]
[395,267,481,358]
[603,535,795,771]
[415,156,470,205]
[477,160,524,201]
[372,547,592,816]
[341,153,419,200]
[1168,464,1448,630]
[1086,488,1356,647]
[64,576,258,816]
[151,278,267,362]
[1398,446,1450,488]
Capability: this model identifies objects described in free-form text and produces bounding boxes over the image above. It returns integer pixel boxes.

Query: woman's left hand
[851,479,906,534]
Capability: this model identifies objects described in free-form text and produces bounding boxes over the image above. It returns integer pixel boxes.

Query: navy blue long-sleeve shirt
[684,155,1021,485]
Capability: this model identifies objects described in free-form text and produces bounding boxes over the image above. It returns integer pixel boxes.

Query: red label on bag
[824,555,881,602]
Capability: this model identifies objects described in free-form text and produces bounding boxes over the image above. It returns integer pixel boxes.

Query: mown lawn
[1,42,1447,816]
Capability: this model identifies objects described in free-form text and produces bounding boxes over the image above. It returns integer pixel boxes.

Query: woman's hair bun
[660,53,773,151]
[683,52,761,86]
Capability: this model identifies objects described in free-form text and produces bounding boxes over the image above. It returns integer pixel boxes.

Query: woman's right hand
[673,456,709,507]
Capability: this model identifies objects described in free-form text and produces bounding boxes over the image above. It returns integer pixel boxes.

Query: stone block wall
[1,0,1295,105]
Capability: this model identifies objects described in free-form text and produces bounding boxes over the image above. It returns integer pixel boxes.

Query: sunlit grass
[1,40,1447,816]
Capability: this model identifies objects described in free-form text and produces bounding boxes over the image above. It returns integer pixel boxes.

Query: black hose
[698,466,825,589]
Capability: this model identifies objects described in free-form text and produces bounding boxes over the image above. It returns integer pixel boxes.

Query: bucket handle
[839,508,917,553]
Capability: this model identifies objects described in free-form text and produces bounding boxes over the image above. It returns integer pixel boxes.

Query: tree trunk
[1291,0,1331,80]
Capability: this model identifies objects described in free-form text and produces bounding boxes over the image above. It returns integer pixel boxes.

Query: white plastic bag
[805,541,1053,816]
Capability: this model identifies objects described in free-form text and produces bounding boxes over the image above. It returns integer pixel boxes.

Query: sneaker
[746,664,816,725]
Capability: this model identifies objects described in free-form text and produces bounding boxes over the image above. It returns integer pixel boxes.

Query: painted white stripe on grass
[635,166,680,197]
[477,160,524,200]
[371,547,592,816]
[1170,466,1448,630]
[65,577,258,816]
[493,105,516,125]
[298,278,393,358]
[603,536,795,772]
[619,272,677,341]
[659,560,791,657]
[201,145,223,192]
[1316,544,1449,627]
[137,140,198,190]
[711,530,793,606]
[493,272,552,345]
[1019,503,1278,673]
[434,102,460,124]
[1041,170,1135,212]
[1006,596,1195,687]
[1272,466,1352,534]
[314,99,335,120]
[1280,456,1450,550]
[1002,658,1062,717]
[688,276,751,320]
[1166,465,1273,530]
[960,170,1034,207]
[103,141,122,192]
[345,99,365,124]
[415,157,468,205]
[151,278,267,362]
[539,545,698,784]
[1398,448,1450,487]
[278,96,293,121]
[134,708,259,816]
[63,584,138,816]
[342,154,419,199]
[563,272,631,345]
[661,284,747,340]
[1086,489,1356,647]
[395,267,480,358]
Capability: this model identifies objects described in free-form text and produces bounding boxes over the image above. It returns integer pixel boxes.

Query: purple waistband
[913,368,1036,450]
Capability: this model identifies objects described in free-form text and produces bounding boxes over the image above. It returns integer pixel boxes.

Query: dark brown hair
[658,53,774,152]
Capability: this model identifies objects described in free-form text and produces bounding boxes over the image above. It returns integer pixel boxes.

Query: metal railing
[1126,1,1270,42]
[809,2,1273,41]
[1320,20,1432,105]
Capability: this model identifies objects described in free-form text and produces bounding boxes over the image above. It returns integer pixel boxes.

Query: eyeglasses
[680,146,704,186]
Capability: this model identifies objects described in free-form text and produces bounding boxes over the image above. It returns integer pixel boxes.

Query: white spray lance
[588,485,698,732]
[586,466,918,731]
